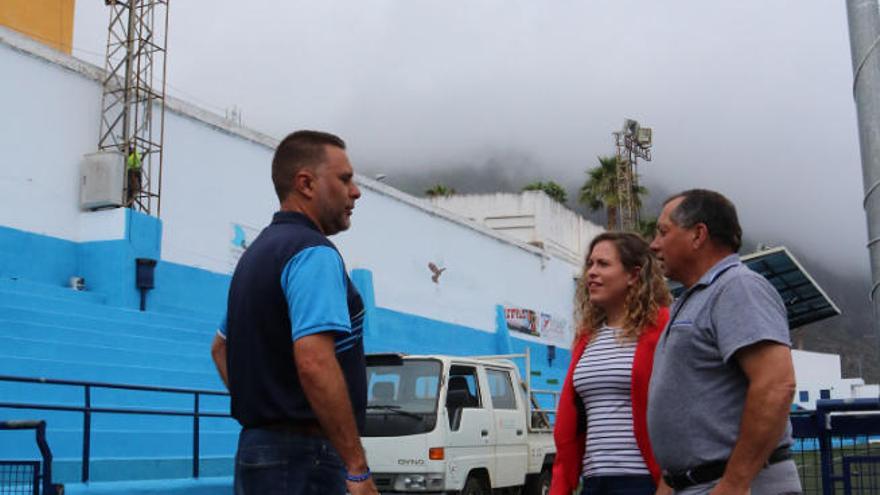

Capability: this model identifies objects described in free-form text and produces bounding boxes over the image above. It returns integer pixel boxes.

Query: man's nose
[351,182,361,199]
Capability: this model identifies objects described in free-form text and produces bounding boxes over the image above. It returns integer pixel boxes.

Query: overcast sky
[72,1,871,293]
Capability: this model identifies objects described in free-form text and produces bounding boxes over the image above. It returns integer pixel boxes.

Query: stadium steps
[0,287,218,331]
[0,277,108,306]
[62,476,232,495]
[0,280,236,485]
[0,306,214,344]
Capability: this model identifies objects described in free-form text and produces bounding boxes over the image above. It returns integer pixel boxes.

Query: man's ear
[293,168,317,199]
[692,223,710,249]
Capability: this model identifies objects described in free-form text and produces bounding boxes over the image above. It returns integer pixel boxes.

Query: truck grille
[373,473,394,490]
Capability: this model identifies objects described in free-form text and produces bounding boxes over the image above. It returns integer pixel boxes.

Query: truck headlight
[393,473,444,491]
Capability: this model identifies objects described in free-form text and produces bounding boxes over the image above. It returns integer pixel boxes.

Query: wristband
[346,468,371,483]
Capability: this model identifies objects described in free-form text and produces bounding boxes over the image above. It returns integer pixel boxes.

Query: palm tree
[637,216,658,241]
[522,181,568,204]
[579,156,620,229]
[424,184,456,198]
[579,156,649,230]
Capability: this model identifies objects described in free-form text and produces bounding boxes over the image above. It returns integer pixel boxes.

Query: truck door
[486,367,528,487]
[445,365,493,488]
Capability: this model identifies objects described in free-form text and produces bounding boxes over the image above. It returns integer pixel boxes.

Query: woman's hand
[654,479,674,495]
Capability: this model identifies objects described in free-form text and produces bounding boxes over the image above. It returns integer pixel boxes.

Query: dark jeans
[582,475,656,495]
[234,427,345,495]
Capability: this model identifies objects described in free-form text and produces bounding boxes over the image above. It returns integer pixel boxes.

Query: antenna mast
[97,0,169,216]
[612,119,653,230]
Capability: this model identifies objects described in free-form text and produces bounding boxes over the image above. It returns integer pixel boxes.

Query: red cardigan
[549,307,669,495]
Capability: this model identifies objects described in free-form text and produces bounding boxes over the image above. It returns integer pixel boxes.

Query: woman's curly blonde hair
[574,232,671,343]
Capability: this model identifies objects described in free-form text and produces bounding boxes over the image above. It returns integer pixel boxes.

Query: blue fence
[0,375,230,485]
[2,376,879,494]
[0,420,57,495]
[791,398,880,495]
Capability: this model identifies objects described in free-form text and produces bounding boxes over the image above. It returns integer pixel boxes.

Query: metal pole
[81,385,91,483]
[815,403,835,495]
[122,0,137,150]
[157,0,170,218]
[34,421,56,495]
[525,346,531,417]
[847,0,880,326]
[193,392,200,478]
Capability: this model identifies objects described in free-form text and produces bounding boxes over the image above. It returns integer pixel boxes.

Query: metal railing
[0,375,231,483]
[791,398,880,495]
[0,420,57,495]
[10,376,877,494]
[529,388,559,431]
[472,348,561,431]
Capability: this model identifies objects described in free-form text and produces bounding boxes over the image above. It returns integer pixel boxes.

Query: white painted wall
[853,383,880,398]
[336,187,578,337]
[430,191,603,265]
[158,107,278,271]
[1,28,579,345]
[0,32,127,242]
[791,349,879,409]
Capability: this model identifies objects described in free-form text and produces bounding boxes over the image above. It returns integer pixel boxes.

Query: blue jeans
[582,475,656,495]
[234,427,346,495]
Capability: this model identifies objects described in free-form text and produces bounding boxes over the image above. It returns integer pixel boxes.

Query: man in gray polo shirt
[647,189,801,495]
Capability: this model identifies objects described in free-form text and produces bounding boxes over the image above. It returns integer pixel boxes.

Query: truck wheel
[524,469,551,495]
[461,474,489,495]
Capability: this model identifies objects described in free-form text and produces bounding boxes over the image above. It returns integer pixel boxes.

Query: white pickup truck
[361,352,557,495]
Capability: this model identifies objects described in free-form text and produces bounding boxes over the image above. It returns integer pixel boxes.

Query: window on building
[799,391,809,402]
[820,389,831,400]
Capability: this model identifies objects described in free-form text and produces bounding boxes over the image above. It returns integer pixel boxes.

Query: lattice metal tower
[612,119,653,231]
[97,0,169,216]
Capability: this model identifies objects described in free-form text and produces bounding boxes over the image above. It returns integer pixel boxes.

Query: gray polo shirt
[647,254,793,473]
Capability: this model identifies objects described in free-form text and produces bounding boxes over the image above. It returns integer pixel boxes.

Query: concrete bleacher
[0,274,569,494]
[0,277,237,492]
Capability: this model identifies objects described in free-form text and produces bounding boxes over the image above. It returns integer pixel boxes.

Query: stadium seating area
[0,275,567,494]
[0,277,236,493]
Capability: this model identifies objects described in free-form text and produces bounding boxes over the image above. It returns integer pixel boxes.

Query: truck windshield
[363,358,441,437]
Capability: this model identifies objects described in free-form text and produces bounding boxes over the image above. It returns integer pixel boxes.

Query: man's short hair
[272,130,346,202]
[665,189,742,252]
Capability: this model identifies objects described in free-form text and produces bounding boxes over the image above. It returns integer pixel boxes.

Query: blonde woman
[550,232,672,495]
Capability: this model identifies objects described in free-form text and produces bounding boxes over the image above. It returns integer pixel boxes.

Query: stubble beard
[321,210,350,236]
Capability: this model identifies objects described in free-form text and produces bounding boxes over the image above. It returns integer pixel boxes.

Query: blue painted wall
[0,216,571,377]
[0,225,79,287]
[0,216,570,375]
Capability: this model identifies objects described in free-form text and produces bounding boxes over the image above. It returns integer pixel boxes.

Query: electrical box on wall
[80,151,124,210]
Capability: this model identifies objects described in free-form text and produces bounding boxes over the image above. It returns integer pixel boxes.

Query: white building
[430,191,604,265]
[791,349,880,409]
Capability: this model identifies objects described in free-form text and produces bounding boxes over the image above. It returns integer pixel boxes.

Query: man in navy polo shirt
[647,189,800,495]
[210,130,377,495]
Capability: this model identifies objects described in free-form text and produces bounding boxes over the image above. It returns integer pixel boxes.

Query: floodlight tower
[97,0,169,216]
[612,119,653,230]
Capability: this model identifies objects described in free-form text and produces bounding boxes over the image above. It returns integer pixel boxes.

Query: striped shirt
[573,325,649,477]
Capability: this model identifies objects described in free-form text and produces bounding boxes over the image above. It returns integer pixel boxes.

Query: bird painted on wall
[231,224,248,249]
[428,262,446,284]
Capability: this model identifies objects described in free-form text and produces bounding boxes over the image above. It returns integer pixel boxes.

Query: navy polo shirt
[219,211,366,430]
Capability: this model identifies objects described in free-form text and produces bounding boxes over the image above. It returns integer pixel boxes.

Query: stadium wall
[0,24,580,351]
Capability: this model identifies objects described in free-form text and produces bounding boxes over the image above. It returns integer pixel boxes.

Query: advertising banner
[504,306,571,345]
